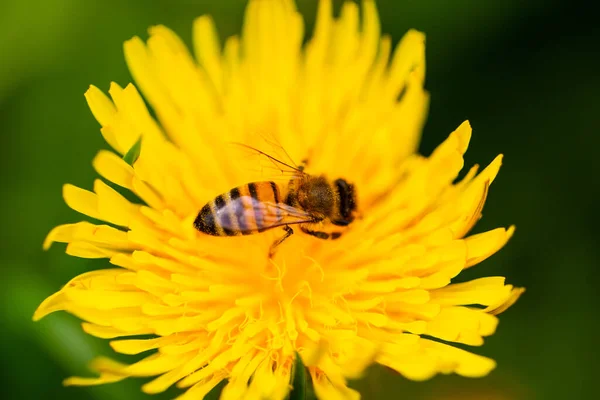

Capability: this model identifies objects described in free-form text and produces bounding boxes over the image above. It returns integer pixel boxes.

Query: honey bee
[193,145,357,257]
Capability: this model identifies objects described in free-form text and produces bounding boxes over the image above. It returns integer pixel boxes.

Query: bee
[193,145,357,257]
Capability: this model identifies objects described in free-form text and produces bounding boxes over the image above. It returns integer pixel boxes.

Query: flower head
[34,0,523,399]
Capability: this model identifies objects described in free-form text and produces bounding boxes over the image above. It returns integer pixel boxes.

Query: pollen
[34,1,523,399]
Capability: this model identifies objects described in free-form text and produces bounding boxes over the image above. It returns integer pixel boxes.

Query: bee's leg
[268,225,294,258]
[298,158,309,172]
[300,226,343,240]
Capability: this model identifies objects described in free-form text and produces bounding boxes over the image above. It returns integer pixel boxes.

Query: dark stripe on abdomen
[269,181,281,222]
[230,187,241,201]
[248,183,259,201]
[270,182,279,203]
[196,200,231,236]
[247,183,265,232]
[214,194,235,236]
[229,187,249,234]
[194,203,217,235]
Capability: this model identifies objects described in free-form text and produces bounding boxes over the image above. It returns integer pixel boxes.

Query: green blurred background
[1,0,596,398]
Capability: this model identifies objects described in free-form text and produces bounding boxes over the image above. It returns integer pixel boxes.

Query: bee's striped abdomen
[194,181,282,236]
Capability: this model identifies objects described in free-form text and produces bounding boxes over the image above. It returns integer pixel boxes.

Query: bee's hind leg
[268,225,294,258]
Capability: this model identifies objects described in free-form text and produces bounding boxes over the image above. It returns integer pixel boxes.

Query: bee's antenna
[257,133,301,170]
[229,142,306,175]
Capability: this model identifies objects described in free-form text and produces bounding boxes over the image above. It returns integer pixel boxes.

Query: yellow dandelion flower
[34,0,524,399]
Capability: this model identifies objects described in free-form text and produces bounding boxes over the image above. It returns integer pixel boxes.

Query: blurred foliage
[1,0,597,399]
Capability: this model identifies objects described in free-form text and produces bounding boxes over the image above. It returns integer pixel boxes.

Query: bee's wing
[215,197,316,233]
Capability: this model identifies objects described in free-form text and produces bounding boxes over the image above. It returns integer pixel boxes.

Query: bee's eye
[334,179,355,219]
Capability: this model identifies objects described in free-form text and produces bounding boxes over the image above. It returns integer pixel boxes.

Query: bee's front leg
[268,225,294,258]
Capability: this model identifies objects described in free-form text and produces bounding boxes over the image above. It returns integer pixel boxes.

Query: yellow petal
[123,36,169,115]
[485,286,526,315]
[465,226,515,268]
[109,336,190,355]
[62,184,101,220]
[193,16,223,93]
[311,367,360,400]
[122,352,191,377]
[426,306,499,346]
[64,288,152,310]
[430,277,513,306]
[82,323,151,339]
[84,85,117,129]
[93,150,134,190]
[63,357,128,386]
[44,221,130,250]
[423,339,497,378]
[94,179,139,227]
[66,242,119,259]
[174,372,227,400]
[110,82,164,145]
[33,291,68,321]
[386,29,426,101]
